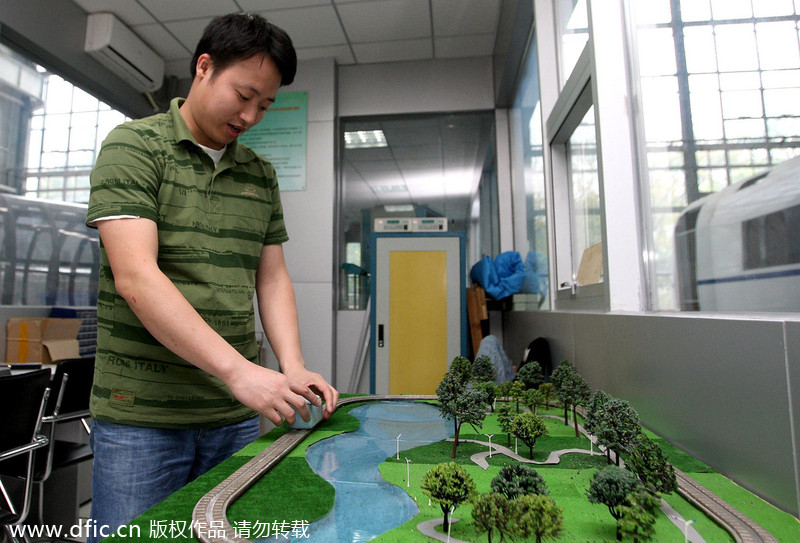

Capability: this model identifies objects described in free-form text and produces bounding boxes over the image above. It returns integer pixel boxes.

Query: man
[86,13,338,540]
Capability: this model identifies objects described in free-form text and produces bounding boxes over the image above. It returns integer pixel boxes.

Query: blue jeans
[87,416,260,543]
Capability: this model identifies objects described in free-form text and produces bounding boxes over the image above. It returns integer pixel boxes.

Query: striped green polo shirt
[87,97,288,428]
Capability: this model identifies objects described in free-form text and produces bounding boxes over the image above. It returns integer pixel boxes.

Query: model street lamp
[483,433,495,458]
[446,505,455,543]
[396,433,402,460]
[671,515,696,543]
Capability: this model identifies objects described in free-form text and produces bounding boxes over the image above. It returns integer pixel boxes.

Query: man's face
[184,53,282,150]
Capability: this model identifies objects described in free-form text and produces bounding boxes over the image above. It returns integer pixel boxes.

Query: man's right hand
[224,362,315,425]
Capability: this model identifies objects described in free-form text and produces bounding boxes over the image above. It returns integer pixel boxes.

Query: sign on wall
[238,91,307,191]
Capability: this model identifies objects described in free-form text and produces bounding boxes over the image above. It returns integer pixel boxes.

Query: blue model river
[274,401,452,543]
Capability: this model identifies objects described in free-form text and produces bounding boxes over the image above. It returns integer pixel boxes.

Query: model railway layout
[192,395,777,543]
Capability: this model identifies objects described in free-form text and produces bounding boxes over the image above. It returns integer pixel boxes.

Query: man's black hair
[190,12,297,86]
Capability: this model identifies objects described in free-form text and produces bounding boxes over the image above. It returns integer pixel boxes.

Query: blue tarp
[470,251,526,299]
[521,250,549,298]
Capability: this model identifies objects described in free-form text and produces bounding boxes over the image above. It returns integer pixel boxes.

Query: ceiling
[71,0,502,78]
[70,0,504,229]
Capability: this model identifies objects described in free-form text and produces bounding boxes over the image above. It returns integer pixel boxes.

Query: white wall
[335,56,496,392]
[338,57,494,117]
[260,57,336,384]
[503,309,800,517]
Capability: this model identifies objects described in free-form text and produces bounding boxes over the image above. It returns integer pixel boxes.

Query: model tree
[490,463,549,499]
[472,354,496,384]
[472,354,498,411]
[583,389,613,436]
[516,360,544,390]
[627,433,678,495]
[471,492,514,543]
[477,380,497,412]
[495,380,513,402]
[539,382,555,408]
[617,489,661,542]
[509,380,526,413]
[436,357,490,458]
[449,355,473,381]
[594,398,641,465]
[549,360,576,423]
[587,465,644,541]
[496,402,516,446]
[558,370,591,437]
[523,387,545,414]
[513,494,565,543]
[420,462,476,533]
[510,412,549,458]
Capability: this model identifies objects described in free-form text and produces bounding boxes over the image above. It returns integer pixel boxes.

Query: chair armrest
[0,435,49,463]
[43,410,91,425]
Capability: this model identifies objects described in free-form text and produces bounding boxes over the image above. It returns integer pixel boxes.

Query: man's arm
[97,217,317,425]
[256,244,339,418]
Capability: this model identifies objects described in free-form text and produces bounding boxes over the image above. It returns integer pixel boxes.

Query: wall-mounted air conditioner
[84,12,164,93]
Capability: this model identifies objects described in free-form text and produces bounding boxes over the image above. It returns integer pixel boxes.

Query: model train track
[192,395,776,543]
[674,468,777,543]
[192,395,435,543]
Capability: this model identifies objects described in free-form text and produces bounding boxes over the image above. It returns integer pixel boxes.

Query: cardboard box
[6,318,82,364]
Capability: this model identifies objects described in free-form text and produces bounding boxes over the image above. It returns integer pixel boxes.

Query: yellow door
[388,250,447,394]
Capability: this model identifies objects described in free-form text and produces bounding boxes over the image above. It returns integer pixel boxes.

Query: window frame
[547,48,603,305]
[540,0,645,312]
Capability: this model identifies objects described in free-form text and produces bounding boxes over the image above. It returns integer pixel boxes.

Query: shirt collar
[168,97,256,165]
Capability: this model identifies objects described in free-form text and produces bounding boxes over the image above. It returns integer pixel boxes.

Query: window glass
[556,0,589,85]
[0,45,126,306]
[567,106,601,283]
[23,71,129,203]
[510,29,550,309]
[632,0,800,311]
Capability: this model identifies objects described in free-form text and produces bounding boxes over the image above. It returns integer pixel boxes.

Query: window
[566,105,600,282]
[26,72,127,203]
[0,44,125,306]
[509,27,550,309]
[549,74,605,302]
[556,0,589,85]
[0,44,42,192]
[743,204,800,270]
[631,0,800,311]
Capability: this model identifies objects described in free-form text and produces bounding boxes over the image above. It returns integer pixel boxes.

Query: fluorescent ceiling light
[373,184,406,192]
[344,130,387,149]
[384,204,414,212]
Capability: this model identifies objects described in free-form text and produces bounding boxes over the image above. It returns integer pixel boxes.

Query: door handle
[378,324,384,348]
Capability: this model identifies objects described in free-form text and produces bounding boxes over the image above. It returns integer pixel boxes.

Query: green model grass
[121,397,799,542]
[378,408,730,542]
[376,405,799,542]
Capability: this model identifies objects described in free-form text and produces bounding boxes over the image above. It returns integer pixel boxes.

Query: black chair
[33,358,94,528]
[0,369,51,542]
[47,358,93,421]
[36,358,94,482]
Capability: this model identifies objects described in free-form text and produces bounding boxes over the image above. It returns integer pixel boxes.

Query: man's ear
[195,53,213,79]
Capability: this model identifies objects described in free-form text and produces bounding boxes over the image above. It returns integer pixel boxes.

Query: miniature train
[674,155,800,312]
